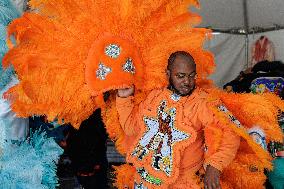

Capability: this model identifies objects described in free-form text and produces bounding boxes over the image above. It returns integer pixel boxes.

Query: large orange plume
[207,89,284,143]
[205,88,284,171]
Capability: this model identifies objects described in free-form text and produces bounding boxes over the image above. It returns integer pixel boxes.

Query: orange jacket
[116,87,240,188]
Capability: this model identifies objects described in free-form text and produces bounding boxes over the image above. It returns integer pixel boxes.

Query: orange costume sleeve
[116,96,137,136]
[201,101,240,172]
[116,92,154,136]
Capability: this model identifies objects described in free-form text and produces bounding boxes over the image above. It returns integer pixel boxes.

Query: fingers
[205,183,220,189]
[213,179,221,189]
[204,165,221,189]
[204,178,221,189]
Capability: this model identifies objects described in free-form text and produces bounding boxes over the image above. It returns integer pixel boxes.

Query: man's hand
[117,85,135,98]
[204,165,221,189]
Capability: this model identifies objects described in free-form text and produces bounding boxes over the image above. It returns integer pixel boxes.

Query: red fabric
[251,36,275,67]
[254,37,269,63]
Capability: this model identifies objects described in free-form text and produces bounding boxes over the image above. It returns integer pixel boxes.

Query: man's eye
[189,72,197,77]
[176,75,184,78]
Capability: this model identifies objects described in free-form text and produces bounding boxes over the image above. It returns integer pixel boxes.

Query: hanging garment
[251,36,275,67]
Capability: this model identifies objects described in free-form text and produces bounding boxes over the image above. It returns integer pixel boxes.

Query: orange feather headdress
[3,0,214,128]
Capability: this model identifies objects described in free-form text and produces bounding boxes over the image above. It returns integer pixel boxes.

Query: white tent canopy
[192,0,284,33]
[189,0,284,88]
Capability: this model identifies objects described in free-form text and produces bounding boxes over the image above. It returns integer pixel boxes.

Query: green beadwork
[145,174,162,185]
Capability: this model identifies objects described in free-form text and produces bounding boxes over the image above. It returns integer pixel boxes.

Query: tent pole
[245,34,249,68]
[243,0,250,68]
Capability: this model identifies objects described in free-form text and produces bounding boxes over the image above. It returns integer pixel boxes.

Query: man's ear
[166,69,170,79]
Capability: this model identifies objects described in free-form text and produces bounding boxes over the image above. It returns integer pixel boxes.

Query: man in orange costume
[116,51,240,189]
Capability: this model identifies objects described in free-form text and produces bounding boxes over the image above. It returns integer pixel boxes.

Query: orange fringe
[113,164,136,189]
[221,152,266,189]
[101,92,127,155]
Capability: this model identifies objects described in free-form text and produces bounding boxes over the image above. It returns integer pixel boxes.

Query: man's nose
[183,78,190,85]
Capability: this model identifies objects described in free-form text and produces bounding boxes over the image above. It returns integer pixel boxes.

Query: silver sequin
[170,93,181,102]
[122,58,135,74]
[105,44,121,58]
[96,62,112,80]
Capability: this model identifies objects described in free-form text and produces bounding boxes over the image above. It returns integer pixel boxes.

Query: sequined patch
[170,93,181,102]
[96,62,112,80]
[122,58,135,74]
[132,100,189,176]
[137,168,162,186]
[218,105,241,127]
[105,44,121,58]
[248,128,267,150]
